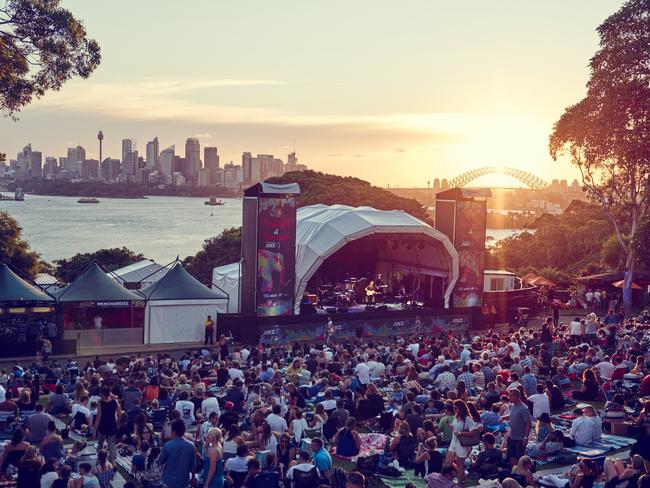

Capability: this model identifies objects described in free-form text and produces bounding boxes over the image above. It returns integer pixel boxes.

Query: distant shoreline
[3,181,241,200]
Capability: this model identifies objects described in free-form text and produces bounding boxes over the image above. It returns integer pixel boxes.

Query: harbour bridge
[447,166,549,190]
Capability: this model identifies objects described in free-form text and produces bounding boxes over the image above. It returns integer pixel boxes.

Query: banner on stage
[256,196,297,317]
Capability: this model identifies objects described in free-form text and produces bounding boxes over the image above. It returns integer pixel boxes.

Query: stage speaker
[376,304,388,311]
[365,305,376,311]
[336,307,348,313]
[325,307,337,314]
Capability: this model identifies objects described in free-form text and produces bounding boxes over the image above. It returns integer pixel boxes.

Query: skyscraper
[204,147,219,184]
[66,146,86,172]
[184,137,201,183]
[242,152,252,185]
[146,137,159,169]
[30,151,42,178]
[122,150,138,180]
[159,145,175,177]
[121,139,133,163]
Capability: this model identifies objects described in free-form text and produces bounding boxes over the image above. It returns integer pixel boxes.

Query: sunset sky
[0,0,623,187]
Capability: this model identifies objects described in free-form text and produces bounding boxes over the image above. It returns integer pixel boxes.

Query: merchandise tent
[141,262,229,344]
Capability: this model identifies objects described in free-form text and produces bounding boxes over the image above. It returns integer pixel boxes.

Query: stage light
[31,307,54,313]
[9,307,27,314]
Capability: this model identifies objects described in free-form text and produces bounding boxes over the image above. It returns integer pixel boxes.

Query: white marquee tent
[213,204,458,313]
[142,262,228,344]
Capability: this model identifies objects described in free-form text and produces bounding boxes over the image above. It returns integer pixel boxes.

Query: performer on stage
[365,280,376,304]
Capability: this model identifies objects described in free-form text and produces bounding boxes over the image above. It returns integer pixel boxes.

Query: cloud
[394,148,406,153]
[195,132,213,138]
[328,153,342,157]
[353,154,365,158]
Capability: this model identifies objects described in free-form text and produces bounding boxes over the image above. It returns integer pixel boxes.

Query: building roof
[54,262,144,303]
[0,264,55,303]
[485,269,517,276]
[111,259,168,284]
[243,182,301,196]
[140,262,228,301]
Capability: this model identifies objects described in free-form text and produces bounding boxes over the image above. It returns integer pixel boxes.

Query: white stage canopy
[212,204,459,314]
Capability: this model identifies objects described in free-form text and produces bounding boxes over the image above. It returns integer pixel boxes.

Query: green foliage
[54,247,145,283]
[0,211,40,278]
[549,0,649,310]
[488,200,619,278]
[183,227,242,285]
[268,170,431,223]
[0,0,101,117]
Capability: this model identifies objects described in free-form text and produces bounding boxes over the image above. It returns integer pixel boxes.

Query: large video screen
[256,196,297,316]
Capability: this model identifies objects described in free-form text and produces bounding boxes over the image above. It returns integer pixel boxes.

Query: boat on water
[0,188,25,201]
[482,269,539,323]
[78,197,100,204]
[205,197,225,206]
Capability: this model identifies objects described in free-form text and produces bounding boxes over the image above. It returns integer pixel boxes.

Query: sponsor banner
[453,200,487,307]
[256,196,297,316]
[258,312,472,345]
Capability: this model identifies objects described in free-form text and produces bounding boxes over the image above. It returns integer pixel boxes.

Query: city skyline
[0,0,624,187]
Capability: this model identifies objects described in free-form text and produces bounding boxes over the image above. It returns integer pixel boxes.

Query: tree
[54,247,144,283]
[0,211,40,278]
[549,0,650,312]
[183,227,241,285]
[0,0,100,117]
[268,170,431,223]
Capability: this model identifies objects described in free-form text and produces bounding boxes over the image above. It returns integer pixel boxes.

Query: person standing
[325,316,335,345]
[156,418,196,488]
[205,315,215,346]
[506,389,531,467]
[95,386,121,463]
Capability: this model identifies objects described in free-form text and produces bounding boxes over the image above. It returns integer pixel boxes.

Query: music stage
[217,306,478,345]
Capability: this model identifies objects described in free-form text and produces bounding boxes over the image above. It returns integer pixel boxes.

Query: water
[485,228,527,244]
[0,194,525,263]
[0,194,242,263]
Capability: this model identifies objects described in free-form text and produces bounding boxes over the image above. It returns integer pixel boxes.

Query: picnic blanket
[378,470,427,488]
[332,432,388,459]
[562,434,636,455]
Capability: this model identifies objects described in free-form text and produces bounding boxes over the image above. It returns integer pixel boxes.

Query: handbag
[458,418,481,447]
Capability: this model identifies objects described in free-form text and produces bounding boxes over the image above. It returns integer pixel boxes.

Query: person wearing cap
[219,402,239,432]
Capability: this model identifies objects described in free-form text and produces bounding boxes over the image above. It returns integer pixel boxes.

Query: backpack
[329,467,347,488]
[293,466,320,488]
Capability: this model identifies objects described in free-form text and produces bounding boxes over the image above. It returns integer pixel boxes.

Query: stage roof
[54,262,143,303]
[140,262,228,301]
[111,259,169,285]
[0,263,54,303]
[213,204,459,313]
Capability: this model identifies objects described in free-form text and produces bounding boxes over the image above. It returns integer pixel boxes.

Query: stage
[217,307,479,345]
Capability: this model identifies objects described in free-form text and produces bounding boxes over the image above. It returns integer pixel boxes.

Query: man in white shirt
[367,355,385,379]
[527,385,550,419]
[508,342,521,361]
[201,392,220,419]
[355,360,370,385]
[0,384,5,403]
[174,391,195,427]
[584,405,602,441]
[266,404,288,434]
[593,357,615,381]
[460,346,472,364]
[228,362,245,381]
[240,347,250,362]
[570,408,595,445]
[286,450,319,482]
[225,444,251,475]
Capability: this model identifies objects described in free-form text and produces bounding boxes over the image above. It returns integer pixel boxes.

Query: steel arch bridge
[448,166,549,190]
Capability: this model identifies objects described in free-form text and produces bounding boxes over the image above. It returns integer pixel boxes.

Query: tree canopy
[268,170,431,223]
[0,0,100,117]
[486,200,638,283]
[0,211,40,278]
[549,0,649,310]
[54,247,145,283]
[183,227,241,285]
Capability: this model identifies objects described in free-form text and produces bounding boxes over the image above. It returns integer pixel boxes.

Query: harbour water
[1,194,523,262]
[0,194,242,263]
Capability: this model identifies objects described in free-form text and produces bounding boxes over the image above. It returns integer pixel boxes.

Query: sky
[0,0,624,187]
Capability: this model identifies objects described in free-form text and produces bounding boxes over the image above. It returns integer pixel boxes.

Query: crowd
[0,307,649,488]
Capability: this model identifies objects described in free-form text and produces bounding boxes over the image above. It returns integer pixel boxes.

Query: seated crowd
[0,308,649,488]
